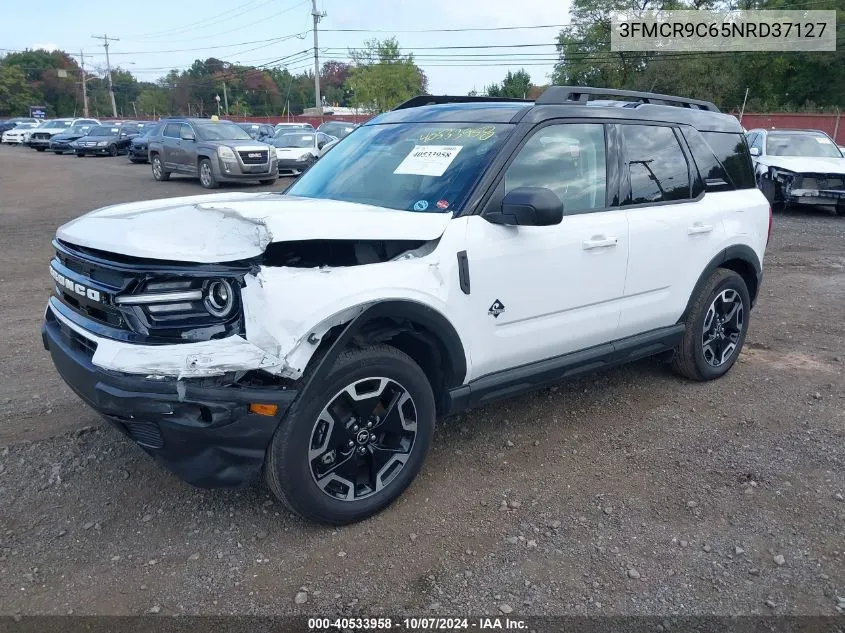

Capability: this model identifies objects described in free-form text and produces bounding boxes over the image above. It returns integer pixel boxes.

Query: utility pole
[222,81,229,115]
[79,50,89,118]
[92,34,119,118]
[311,0,326,116]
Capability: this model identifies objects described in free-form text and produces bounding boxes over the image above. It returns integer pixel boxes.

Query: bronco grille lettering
[50,266,101,302]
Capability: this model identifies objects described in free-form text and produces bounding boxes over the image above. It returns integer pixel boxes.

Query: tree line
[0,38,428,118]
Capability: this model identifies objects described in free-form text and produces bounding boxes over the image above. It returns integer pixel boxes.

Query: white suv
[42,87,770,524]
[28,117,100,151]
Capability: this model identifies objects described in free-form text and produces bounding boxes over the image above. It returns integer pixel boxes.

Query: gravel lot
[0,145,843,617]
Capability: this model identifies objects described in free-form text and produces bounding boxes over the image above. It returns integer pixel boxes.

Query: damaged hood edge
[56,193,454,263]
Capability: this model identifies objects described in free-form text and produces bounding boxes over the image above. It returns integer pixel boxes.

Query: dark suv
[147,117,277,188]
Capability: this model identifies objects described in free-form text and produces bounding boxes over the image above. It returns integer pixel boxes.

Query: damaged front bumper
[785,188,845,207]
[42,301,298,487]
[770,169,845,207]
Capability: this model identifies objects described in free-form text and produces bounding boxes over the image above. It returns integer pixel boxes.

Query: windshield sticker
[436,199,450,210]
[418,126,496,143]
[394,145,463,177]
[816,137,832,144]
[413,200,429,211]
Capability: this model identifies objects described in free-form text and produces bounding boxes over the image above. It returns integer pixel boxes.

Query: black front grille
[238,149,268,164]
[32,132,51,140]
[796,173,845,191]
[55,319,98,358]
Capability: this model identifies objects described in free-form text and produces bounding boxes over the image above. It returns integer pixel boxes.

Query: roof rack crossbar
[392,95,532,111]
[536,86,719,112]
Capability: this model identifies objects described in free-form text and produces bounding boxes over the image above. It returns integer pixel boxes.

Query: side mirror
[749,147,760,157]
[485,187,564,227]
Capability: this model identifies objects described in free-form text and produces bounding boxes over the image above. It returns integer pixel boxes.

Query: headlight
[97,141,108,147]
[204,280,235,318]
[218,146,236,160]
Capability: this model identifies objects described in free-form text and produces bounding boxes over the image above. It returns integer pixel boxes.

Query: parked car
[274,122,314,133]
[272,130,336,176]
[316,120,358,140]
[72,124,137,157]
[128,124,160,163]
[747,128,845,213]
[147,117,277,188]
[41,87,770,525]
[237,122,275,142]
[0,117,39,135]
[28,118,100,151]
[2,122,40,144]
[49,122,97,154]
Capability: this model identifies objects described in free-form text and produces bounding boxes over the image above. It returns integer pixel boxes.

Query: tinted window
[163,122,181,138]
[701,131,756,189]
[504,123,606,213]
[622,125,690,204]
[681,127,730,192]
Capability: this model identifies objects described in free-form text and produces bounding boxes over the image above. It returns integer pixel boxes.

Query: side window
[504,123,607,213]
[745,132,758,148]
[681,127,731,192]
[163,122,181,138]
[621,125,690,204]
[750,133,763,153]
[180,123,194,140]
[701,131,756,189]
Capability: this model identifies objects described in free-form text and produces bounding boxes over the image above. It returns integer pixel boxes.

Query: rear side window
[621,125,690,204]
[681,127,732,192]
[163,122,181,138]
[701,132,755,189]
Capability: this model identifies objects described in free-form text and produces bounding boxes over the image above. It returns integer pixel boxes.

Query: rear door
[617,123,726,338]
[161,122,183,170]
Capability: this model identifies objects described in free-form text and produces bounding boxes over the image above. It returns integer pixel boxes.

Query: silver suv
[147,118,277,188]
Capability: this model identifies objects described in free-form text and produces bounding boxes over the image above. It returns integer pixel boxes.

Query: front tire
[198,158,218,189]
[35,147,45,152]
[672,269,750,381]
[265,345,436,525]
[108,144,118,157]
[151,154,170,181]
[259,178,276,185]
[75,152,85,158]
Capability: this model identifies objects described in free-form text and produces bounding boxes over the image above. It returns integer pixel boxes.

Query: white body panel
[463,212,629,378]
[755,155,845,175]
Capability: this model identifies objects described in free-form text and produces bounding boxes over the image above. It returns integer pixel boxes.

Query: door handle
[582,236,618,250]
[687,223,713,235]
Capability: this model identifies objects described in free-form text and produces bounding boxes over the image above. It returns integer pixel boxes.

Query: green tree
[0,64,36,115]
[485,69,533,98]
[137,88,171,116]
[346,38,427,112]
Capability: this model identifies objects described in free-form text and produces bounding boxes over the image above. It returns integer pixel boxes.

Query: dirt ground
[0,146,843,617]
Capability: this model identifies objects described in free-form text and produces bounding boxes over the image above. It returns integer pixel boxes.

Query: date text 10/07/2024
[308,617,529,630]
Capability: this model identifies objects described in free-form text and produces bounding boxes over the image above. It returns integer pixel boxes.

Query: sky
[2,0,573,95]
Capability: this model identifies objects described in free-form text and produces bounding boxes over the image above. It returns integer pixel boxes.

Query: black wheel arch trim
[682,245,762,320]
[293,300,468,416]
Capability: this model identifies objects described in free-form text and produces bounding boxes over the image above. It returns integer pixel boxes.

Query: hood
[761,155,845,174]
[80,134,119,141]
[56,193,453,263]
[275,146,315,156]
[54,131,87,140]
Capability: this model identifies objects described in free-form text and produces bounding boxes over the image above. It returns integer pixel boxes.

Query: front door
[464,122,629,380]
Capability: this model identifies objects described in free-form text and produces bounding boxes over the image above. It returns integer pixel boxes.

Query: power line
[122,0,277,40]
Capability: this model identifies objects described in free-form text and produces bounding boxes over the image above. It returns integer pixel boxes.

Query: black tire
[265,344,436,525]
[198,158,218,189]
[129,157,143,164]
[151,154,170,181]
[35,147,46,152]
[672,269,751,381]
[53,151,63,155]
[75,152,85,158]
[108,144,118,157]
[259,178,276,185]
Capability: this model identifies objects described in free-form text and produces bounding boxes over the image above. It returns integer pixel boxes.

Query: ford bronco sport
[42,87,770,525]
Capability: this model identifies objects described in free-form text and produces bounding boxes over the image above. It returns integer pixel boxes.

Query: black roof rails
[536,86,719,112]
[393,95,531,111]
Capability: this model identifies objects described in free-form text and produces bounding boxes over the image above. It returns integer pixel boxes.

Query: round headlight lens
[204,280,235,317]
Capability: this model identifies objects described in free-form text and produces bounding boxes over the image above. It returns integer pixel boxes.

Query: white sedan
[272,131,337,176]
[2,122,40,144]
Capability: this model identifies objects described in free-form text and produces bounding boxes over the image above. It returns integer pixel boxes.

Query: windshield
[51,120,73,128]
[69,123,91,132]
[320,123,355,138]
[274,133,314,148]
[195,122,252,141]
[287,122,512,212]
[766,133,843,158]
[89,126,118,136]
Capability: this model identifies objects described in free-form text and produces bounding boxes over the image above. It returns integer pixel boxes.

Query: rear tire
[35,147,45,152]
[265,345,435,525]
[672,269,750,381]
[54,151,63,155]
[151,154,170,181]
